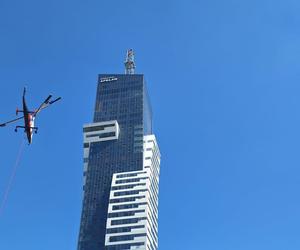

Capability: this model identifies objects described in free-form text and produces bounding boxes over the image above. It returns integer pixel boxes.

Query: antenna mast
[124,49,136,74]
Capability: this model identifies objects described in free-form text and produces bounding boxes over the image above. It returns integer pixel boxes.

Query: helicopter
[0,87,61,144]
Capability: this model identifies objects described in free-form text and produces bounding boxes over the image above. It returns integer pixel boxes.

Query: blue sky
[1,0,300,249]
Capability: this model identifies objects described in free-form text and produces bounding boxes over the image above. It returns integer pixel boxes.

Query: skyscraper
[77,50,161,250]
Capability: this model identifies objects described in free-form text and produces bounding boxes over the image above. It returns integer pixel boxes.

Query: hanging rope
[0,139,26,216]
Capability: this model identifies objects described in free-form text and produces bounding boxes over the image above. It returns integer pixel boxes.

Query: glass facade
[104,135,160,250]
[77,74,153,250]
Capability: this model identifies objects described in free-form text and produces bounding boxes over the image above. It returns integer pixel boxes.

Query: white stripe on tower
[105,134,161,250]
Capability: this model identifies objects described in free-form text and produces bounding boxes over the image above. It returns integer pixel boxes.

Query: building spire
[124,49,135,74]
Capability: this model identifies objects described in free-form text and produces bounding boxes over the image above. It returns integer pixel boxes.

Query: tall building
[77,50,161,250]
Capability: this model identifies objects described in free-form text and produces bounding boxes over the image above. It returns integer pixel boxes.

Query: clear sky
[1,0,300,249]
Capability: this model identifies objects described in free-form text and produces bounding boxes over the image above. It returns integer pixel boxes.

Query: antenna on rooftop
[124,49,135,74]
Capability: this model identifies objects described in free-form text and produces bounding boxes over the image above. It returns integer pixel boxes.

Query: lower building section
[105,135,160,250]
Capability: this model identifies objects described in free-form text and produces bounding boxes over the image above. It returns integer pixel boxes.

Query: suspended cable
[0,139,26,216]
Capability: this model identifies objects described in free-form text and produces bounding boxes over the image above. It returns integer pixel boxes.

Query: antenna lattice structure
[124,49,136,74]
